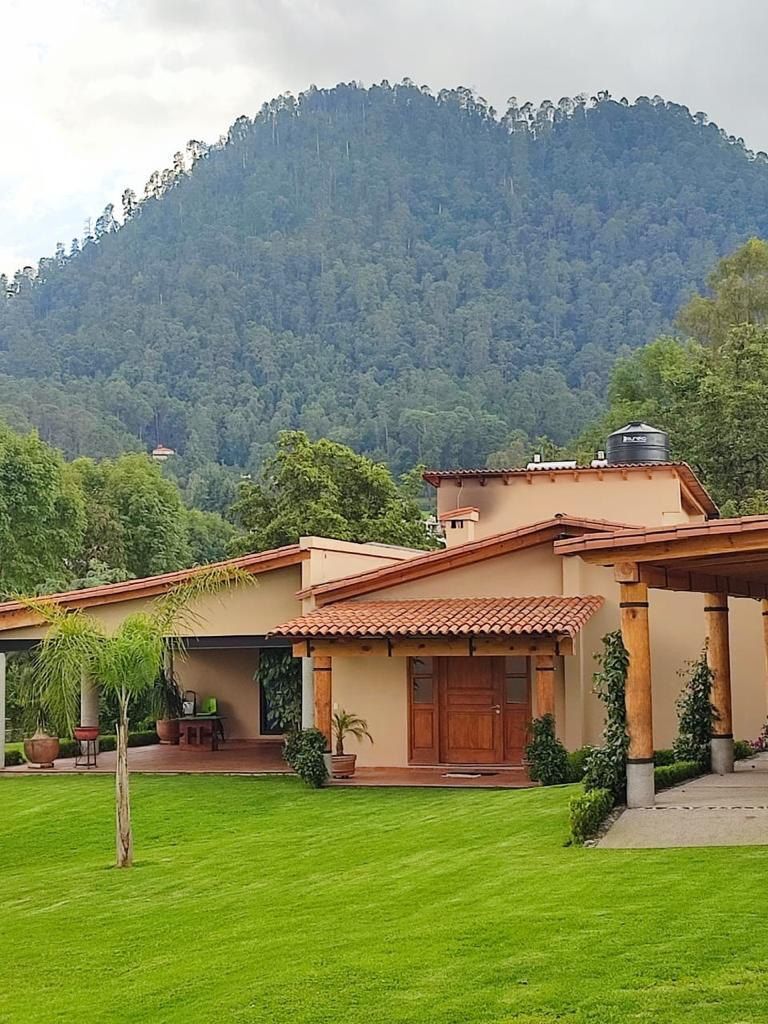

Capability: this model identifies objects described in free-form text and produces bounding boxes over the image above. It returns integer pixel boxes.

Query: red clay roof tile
[270,595,604,640]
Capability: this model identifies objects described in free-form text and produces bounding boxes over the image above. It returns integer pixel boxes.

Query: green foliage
[283,728,328,788]
[232,431,434,551]
[258,649,302,732]
[584,631,629,801]
[569,788,615,845]
[4,88,768,479]
[654,761,701,791]
[3,749,24,767]
[673,653,716,769]
[734,739,754,760]
[148,669,184,721]
[332,709,373,757]
[566,746,594,783]
[654,748,677,767]
[525,715,570,785]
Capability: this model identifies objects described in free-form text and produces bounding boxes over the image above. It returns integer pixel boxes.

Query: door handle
[491,704,501,714]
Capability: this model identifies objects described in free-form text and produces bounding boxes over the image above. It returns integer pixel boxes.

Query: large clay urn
[23,731,60,769]
[156,719,180,745]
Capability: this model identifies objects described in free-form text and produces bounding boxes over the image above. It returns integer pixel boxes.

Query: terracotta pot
[23,733,60,769]
[73,726,100,742]
[331,753,357,778]
[156,718,180,745]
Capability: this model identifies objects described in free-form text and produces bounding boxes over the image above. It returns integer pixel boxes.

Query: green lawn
[1,776,765,1024]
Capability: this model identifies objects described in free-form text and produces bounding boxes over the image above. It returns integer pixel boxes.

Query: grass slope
[0,776,765,1023]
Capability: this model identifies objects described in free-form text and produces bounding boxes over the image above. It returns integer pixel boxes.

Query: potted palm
[21,678,60,769]
[331,708,373,778]
[150,668,184,744]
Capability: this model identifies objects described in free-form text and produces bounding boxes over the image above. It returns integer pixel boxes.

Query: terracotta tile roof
[0,545,307,630]
[303,516,636,605]
[270,595,604,639]
[554,513,768,558]
[422,463,719,517]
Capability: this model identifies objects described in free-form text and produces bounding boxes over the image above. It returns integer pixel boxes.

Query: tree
[231,431,434,551]
[0,426,85,595]
[29,566,250,867]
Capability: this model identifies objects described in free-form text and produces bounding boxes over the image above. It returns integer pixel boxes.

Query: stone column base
[711,735,734,775]
[626,760,655,807]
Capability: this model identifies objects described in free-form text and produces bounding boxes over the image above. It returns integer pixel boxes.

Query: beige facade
[2,464,767,772]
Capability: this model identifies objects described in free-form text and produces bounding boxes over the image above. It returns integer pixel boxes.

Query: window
[410,657,435,705]
[504,656,529,705]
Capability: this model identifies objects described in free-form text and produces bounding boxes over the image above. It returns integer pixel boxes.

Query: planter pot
[331,753,357,778]
[156,719,180,745]
[73,726,100,742]
[23,733,60,769]
[322,752,334,778]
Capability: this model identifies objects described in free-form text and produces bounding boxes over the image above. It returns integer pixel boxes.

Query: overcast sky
[2,0,766,275]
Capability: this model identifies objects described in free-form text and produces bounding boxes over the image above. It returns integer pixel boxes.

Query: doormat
[443,771,499,779]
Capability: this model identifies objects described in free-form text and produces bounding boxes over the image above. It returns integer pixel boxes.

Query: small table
[178,716,225,751]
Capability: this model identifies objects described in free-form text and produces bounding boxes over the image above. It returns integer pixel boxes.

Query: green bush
[525,715,569,785]
[284,728,328,788]
[3,750,24,767]
[673,653,715,769]
[584,631,629,801]
[734,739,753,761]
[653,748,676,767]
[569,788,614,844]
[566,746,593,782]
[654,761,700,791]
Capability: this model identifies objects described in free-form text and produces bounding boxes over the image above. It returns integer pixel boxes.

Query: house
[2,453,768,805]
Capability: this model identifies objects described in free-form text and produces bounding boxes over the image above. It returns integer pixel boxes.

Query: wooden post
[705,592,734,774]
[618,568,655,807]
[761,598,768,718]
[534,654,556,720]
[313,656,332,749]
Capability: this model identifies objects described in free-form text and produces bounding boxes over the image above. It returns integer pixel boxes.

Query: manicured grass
[1,776,765,1024]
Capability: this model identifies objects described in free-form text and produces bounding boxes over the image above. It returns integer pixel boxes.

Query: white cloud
[1,0,766,274]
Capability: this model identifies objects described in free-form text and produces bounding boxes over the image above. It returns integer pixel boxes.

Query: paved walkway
[599,754,768,848]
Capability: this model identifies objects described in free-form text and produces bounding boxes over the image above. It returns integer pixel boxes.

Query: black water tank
[606,421,670,465]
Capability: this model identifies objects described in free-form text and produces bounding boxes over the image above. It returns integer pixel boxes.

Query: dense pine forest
[4,81,768,487]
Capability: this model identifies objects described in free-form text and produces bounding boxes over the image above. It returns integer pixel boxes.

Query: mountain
[3,82,768,483]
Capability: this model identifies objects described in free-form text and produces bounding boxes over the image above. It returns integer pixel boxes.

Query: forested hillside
[4,81,768,480]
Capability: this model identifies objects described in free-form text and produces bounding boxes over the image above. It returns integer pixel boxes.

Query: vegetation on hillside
[3,82,768,480]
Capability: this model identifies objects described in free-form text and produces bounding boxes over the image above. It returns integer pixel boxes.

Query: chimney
[437,506,480,547]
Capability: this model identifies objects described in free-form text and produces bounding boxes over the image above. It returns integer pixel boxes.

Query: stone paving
[599,753,768,848]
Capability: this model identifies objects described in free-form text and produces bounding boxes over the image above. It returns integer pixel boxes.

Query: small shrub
[566,746,594,783]
[653,748,676,767]
[284,728,328,788]
[525,715,569,785]
[654,761,700,791]
[734,739,754,761]
[3,749,24,767]
[569,788,614,844]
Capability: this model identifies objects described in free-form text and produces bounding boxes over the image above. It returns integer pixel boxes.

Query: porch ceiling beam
[624,563,768,600]
[573,528,768,567]
[292,636,573,658]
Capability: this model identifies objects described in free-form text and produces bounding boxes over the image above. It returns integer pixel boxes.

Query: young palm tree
[332,709,373,756]
[28,565,252,868]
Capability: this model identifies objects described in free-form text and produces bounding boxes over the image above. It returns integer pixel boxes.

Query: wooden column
[761,599,768,717]
[534,654,556,720]
[617,566,655,807]
[313,656,332,748]
[705,592,734,774]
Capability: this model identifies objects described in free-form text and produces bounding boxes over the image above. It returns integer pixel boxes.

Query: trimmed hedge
[4,731,158,765]
[569,788,614,844]
[653,748,676,767]
[566,746,593,783]
[654,760,700,791]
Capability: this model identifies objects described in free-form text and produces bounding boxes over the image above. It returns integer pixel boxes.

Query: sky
[2,0,766,275]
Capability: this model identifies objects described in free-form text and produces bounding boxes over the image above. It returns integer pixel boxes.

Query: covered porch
[556,515,768,807]
[270,595,604,769]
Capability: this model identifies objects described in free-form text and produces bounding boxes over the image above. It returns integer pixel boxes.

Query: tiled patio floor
[5,740,533,788]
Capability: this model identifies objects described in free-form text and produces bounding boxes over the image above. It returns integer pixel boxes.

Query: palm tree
[332,709,373,756]
[28,565,252,868]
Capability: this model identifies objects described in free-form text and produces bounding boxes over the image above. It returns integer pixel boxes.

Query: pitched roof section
[270,595,604,640]
[303,516,635,605]
[0,545,307,630]
[554,514,768,559]
[422,463,719,518]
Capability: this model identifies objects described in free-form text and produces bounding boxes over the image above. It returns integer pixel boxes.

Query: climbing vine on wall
[584,630,630,801]
[257,649,302,732]
[673,651,716,769]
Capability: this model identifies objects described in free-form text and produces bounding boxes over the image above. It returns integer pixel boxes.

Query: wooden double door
[409,656,531,766]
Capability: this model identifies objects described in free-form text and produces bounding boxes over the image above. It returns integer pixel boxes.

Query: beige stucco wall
[437,469,698,545]
[331,656,409,767]
[176,649,270,740]
[302,538,420,591]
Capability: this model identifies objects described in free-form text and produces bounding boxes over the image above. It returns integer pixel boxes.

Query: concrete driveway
[598,754,768,848]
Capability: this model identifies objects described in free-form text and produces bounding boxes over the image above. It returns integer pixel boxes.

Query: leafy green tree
[185,508,237,565]
[0,426,84,594]
[231,431,434,551]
